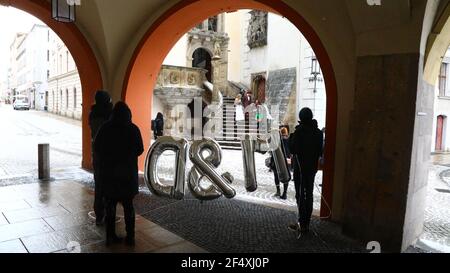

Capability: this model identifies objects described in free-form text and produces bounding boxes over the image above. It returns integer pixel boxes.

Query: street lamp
[52,0,76,23]
[309,54,323,113]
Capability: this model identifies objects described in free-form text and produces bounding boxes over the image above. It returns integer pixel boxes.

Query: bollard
[38,144,50,180]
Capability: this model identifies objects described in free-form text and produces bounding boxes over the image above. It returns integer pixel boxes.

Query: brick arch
[0,0,103,169]
[122,0,337,218]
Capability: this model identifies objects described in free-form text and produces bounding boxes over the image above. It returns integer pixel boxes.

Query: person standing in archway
[152,112,164,140]
[270,126,291,199]
[89,90,113,226]
[288,108,323,238]
[94,102,144,246]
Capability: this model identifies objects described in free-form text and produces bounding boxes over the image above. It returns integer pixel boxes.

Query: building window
[66,51,69,72]
[60,90,62,112]
[66,89,69,109]
[47,50,49,62]
[208,16,218,32]
[73,88,77,109]
[59,54,62,74]
[439,62,448,97]
[47,70,50,80]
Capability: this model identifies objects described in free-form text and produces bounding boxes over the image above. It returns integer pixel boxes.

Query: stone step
[222,125,259,130]
[216,140,242,146]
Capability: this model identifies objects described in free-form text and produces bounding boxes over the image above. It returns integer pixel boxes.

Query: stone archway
[122,0,338,218]
[0,0,103,169]
[192,48,212,82]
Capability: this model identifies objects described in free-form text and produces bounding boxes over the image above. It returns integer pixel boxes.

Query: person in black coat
[288,108,323,238]
[270,127,291,199]
[89,90,113,225]
[94,101,144,246]
[152,112,164,140]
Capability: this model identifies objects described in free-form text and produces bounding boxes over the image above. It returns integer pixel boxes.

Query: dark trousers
[294,171,316,229]
[273,169,289,187]
[93,161,105,221]
[105,198,135,239]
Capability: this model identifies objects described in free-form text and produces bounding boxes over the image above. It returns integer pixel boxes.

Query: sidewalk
[0,177,206,253]
[1,167,366,253]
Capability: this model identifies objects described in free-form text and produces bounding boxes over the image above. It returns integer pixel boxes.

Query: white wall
[299,34,327,129]
[163,34,188,67]
[225,11,243,83]
[151,96,164,120]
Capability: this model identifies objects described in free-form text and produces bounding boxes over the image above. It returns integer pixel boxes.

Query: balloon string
[315,179,332,219]
[293,155,332,220]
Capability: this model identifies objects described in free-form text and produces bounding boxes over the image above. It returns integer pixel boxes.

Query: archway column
[342,53,433,252]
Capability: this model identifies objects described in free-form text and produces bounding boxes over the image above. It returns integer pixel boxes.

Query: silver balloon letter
[144,136,188,200]
[270,131,291,183]
[188,138,235,200]
[241,136,258,192]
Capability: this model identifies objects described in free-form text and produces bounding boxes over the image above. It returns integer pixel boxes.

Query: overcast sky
[0,6,45,83]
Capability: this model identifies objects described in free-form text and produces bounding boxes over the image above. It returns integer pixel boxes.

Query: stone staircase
[215,97,258,150]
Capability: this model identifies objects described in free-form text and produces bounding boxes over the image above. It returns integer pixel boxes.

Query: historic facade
[431,48,450,152]
[47,31,82,120]
[155,10,327,135]
[7,26,49,110]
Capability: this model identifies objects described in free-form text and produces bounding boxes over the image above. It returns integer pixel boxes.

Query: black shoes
[274,187,281,197]
[288,222,299,232]
[125,236,135,246]
[288,223,309,239]
[96,218,105,226]
[106,235,123,246]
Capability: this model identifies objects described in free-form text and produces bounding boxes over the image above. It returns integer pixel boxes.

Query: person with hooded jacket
[152,112,164,140]
[94,101,144,246]
[89,90,113,225]
[288,107,323,238]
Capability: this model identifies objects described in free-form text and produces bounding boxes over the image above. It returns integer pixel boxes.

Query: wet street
[0,104,82,179]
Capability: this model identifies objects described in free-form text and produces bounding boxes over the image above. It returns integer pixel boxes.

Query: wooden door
[436,115,444,151]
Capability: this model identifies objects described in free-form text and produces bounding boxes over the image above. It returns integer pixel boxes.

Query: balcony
[154,65,207,107]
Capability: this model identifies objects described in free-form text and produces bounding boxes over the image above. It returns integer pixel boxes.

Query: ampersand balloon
[188,138,235,200]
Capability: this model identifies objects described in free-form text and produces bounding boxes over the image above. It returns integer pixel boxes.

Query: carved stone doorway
[192,48,212,82]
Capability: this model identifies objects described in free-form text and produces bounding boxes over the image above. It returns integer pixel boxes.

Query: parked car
[13,96,30,110]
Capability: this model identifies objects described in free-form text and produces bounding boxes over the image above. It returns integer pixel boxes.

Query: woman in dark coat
[153,112,164,139]
[94,101,144,246]
[270,127,291,199]
[89,90,113,225]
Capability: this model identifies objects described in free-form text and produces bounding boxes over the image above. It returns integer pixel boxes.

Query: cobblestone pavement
[415,163,450,252]
[154,149,323,214]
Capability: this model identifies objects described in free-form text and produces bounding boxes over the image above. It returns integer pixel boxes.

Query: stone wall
[342,53,430,252]
[266,67,297,129]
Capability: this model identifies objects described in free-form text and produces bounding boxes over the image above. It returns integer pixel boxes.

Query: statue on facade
[213,40,222,59]
[247,10,268,49]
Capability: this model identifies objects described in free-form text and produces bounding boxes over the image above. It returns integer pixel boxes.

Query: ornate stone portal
[247,10,268,49]
[187,27,233,97]
[154,65,207,131]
